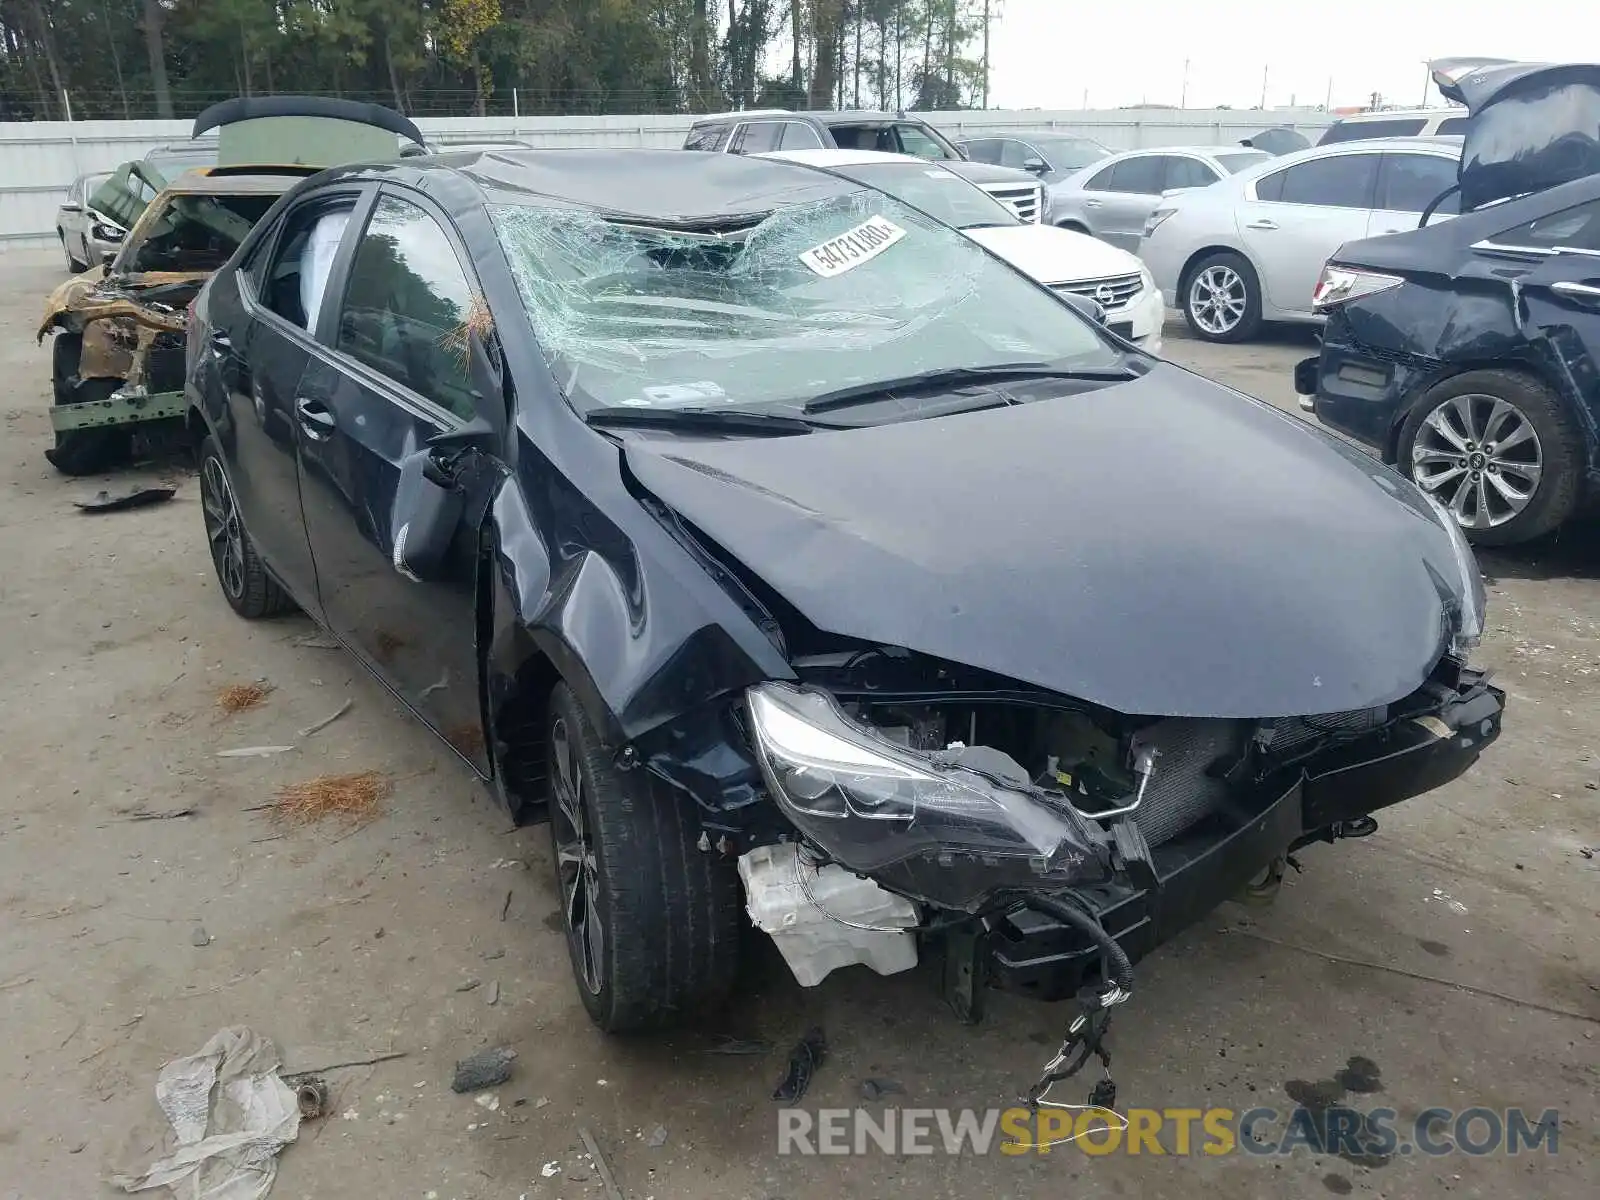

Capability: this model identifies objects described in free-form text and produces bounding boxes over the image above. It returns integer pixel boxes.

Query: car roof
[692,109,928,125]
[1305,134,1463,152]
[398,147,858,225]
[1333,108,1464,121]
[1110,144,1267,157]
[758,147,930,168]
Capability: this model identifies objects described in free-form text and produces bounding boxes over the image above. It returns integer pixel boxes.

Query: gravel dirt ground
[0,248,1595,1200]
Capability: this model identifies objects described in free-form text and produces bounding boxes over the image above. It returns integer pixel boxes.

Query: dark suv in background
[682,109,1047,223]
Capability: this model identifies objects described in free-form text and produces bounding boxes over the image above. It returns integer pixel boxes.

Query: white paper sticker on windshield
[798,216,907,277]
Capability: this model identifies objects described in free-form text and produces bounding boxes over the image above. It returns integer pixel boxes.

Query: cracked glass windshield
[831,163,1020,229]
[488,189,1117,414]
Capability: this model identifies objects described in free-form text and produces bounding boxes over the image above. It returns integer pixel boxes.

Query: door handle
[1245,219,1279,231]
[295,396,336,441]
[1083,198,1102,208]
[1550,280,1600,301]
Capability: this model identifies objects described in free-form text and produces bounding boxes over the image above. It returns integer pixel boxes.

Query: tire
[1181,250,1263,343]
[1397,369,1582,547]
[59,231,86,274]
[197,435,295,618]
[546,682,742,1032]
[45,333,131,476]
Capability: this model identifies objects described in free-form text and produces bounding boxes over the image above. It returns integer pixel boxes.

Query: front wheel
[547,683,741,1031]
[1398,370,1582,546]
[1182,251,1263,343]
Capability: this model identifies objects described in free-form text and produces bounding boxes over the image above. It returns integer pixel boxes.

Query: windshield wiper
[584,405,818,436]
[802,361,1140,414]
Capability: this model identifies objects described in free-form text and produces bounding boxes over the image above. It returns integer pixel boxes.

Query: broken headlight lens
[745,682,1110,912]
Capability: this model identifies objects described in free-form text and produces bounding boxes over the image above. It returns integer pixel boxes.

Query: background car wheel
[546,682,741,1032]
[197,435,294,618]
[1398,370,1582,547]
[1182,251,1262,343]
[59,232,86,274]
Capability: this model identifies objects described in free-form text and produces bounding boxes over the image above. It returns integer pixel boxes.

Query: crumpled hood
[623,365,1469,718]
[965,224,1145,286]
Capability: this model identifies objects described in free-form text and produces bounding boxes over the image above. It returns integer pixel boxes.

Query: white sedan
[759,147,1164,353]
[1139,136,1461,342]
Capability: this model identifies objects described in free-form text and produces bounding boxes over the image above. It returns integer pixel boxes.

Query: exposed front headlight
[745,682,1110,912]
[1311,264,1403,311]
[89,211,125,242]
[1424,495,1487,653]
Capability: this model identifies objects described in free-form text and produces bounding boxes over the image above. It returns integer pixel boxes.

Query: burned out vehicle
[39,96,424,476]
[1298,59,1600,545]
[187,149,1502,1074]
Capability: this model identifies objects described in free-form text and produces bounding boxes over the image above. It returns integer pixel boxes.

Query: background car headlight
[745,682,1110,911]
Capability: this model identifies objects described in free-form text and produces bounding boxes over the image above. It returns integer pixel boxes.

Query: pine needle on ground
[218,682,272,714]
[272,771,392,827]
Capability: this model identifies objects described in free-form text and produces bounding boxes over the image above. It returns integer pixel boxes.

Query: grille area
[1050,272,1145,312]
[1127,718,1250,846]
[1262,707,1387,756]
[980,181,1043,223]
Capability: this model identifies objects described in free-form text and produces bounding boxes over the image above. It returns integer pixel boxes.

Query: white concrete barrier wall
[0,108,1336,249]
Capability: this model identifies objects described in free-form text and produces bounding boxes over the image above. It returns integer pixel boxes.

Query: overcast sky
[985,0,1593,111]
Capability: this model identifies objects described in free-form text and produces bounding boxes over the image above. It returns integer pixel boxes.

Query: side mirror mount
[1057,291,1108,326]
[1022,156,1049,175]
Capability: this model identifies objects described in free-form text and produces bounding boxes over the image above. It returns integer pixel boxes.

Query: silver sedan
[1139,136,1461,342]
[1047,145,1271,250]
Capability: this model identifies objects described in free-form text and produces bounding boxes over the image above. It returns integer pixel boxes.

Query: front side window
[1377,153,1460,214]
[1261,154,1378,209]
[961,139,1001,164]
[489,189,1120,417]
[998,140,1035,171]
[1105,156,1167,194]
[259,199,358,330]
[1030,135,1111,171]
[892,123,959,160]
[735,122,782,154]
[777,122,823,150]
[335,194,479,420]
[122,192,280,273]
[1494,198,1600,252]
[833,162,1020,229]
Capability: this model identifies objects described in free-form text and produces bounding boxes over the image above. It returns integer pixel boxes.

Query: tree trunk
[807,0,840,110]
[26,0,65,119]
[852,1,861,108]
[790,0,803,102]
[690,0,712,111]
[141,0,173,118]
[385,33,405,111]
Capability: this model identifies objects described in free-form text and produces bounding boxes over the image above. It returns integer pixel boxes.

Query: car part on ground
[1046,145,1271,251]
[758,148,1162,351]
[1298,60,1600,544]
[184,148,1503,1071]
[1139,136,1462,343]
[36,96,426,477]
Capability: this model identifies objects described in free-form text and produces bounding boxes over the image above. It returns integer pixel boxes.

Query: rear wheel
[198,435,294,618]
[1398,369,1582,546]
[1182,250,1263,343]
[45,333,131,476]
[547,683,741,1031]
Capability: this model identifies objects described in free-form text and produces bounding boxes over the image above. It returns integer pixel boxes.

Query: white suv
[1317,108,1469,144]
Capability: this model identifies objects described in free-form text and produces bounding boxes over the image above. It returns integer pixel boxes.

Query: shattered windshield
[828,163,1020,229]
[489,190,1116,414]
[122,193,280,273]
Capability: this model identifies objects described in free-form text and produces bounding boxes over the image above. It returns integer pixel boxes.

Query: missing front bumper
[50,388,187,432]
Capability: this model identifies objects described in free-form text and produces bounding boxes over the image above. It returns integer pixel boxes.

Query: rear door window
[733,122,782,154]
[1265,153,1379,208]
[1319,117,1428,144]
[335,194,480,421]
[259,198,358,332]
[1376,152,1460,214]
[1105,155,1168,194]
[1165,157,1220,189]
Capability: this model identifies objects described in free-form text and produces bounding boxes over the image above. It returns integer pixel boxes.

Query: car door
[296,189,498,772]
[1238,150,1380,317]
[1095,155,1170,250]
[59,177,88,260]
[205,188,366,611]
[1369,150,1461,236]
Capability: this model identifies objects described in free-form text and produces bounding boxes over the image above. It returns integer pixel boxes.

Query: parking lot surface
[0,250,1594,1199]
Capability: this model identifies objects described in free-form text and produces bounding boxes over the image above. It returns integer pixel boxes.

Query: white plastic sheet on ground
[112,1027,301,1200]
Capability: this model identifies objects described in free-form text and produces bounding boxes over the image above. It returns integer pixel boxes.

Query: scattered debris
[373,631,405,663]
[500,890,513,921]
[282,1051,408,1079]
[216,745,296,759]
[772,1027,826,1103]
[295,1079,330,1120]
[534,1096,550,1108]
[578,1127,626,1200]
[474,1093,500,1112]
[217,682,273,714]
[487,980,501,1006]
[271,770,391,827]
[483,949,505,961]
[706,1036,771,1056]
[1426,888,1469,915]
[296,699,353,739]
[540,1162,562,1178]
[290,635,340,650]
[417,670,450,700]
[74,486,175,514]
[452,1046,516,1093]
[1581,846,1596,860]
[646,1124,668,1149]
[859,1077,904,1102]
[122,807,197,822]
[456,979,481,993]
[110,1026,299,1200]
[190,926,211,948]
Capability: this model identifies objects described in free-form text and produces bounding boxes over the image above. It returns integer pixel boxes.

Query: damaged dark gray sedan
[185,148,1503,1052]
